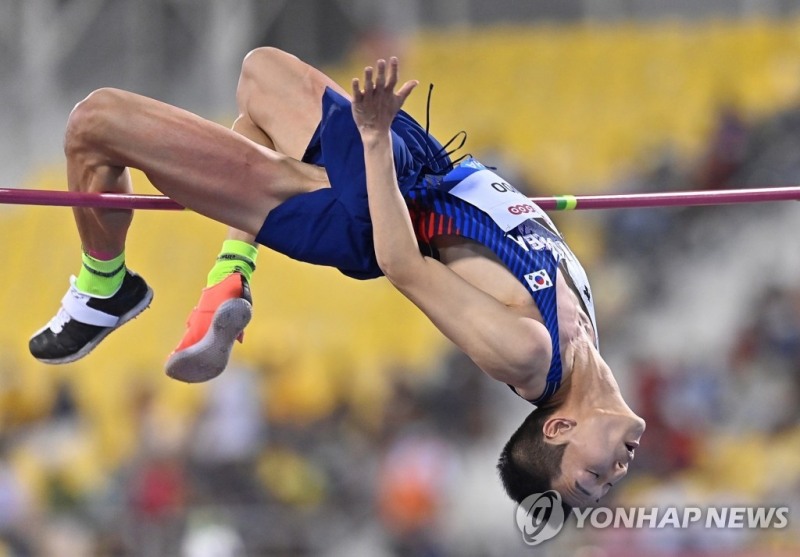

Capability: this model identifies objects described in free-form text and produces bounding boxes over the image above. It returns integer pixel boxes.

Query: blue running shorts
[255,87,452,279]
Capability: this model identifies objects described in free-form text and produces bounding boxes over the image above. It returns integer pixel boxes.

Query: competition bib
[429,158,600,349]
[447,169,546,232]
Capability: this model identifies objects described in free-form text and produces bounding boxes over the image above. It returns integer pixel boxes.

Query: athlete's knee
[240,47,277,87]
[65,88,127,155]
[240,47,289,79]
[237,47,298,104]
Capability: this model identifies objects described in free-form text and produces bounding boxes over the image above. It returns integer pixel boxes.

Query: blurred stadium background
[3,0,800,555]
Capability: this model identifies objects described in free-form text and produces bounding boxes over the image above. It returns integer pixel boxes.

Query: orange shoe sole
[165,297,252,383]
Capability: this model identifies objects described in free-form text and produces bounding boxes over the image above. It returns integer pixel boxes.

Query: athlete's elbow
[378,257,416,287]
[500,329,553,386]
[520,341,552,379]
[375,246,422,285]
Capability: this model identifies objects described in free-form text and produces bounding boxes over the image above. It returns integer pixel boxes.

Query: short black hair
[497,399,568,505]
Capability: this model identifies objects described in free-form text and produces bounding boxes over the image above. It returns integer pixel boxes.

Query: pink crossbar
[2,186,800,211]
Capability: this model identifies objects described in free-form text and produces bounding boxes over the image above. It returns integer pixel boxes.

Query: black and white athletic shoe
[29,270,153,364]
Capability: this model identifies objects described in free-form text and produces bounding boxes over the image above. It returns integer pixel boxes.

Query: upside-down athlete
[29,48,645,509]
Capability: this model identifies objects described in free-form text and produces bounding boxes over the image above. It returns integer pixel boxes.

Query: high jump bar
[2,186,800,211]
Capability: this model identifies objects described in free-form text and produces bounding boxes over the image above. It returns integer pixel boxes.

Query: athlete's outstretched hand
[351,57,417,137]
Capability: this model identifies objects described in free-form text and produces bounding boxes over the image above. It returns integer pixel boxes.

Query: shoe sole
[33,287,155,365]
[164,298,252,383]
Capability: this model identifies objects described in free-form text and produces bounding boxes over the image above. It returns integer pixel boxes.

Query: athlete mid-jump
[29,48,644,509]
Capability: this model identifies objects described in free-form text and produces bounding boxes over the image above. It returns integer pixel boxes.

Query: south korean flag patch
[524,269,553,292]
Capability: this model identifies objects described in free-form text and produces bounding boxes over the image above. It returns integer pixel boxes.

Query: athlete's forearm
[362,131,424,281]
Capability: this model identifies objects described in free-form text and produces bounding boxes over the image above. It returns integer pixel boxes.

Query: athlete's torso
[406,158,598,402]
[434,234,597,363]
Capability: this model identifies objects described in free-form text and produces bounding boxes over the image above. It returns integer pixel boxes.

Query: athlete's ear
[542,417,577,441]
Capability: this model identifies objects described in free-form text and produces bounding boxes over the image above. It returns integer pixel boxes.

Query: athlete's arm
[351,59,552,393]
[351,59,422,282]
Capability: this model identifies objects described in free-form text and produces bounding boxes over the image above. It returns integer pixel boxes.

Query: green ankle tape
[76,251,126,297]
[206,240,258,286]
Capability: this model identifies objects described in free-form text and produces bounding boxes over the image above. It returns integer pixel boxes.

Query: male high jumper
[29,48,644,509]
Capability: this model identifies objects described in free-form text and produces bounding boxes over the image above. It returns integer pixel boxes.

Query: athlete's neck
[561,337,633,416]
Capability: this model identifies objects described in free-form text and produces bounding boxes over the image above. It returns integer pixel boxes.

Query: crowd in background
[0,82,799,557]
[4,3,800,552]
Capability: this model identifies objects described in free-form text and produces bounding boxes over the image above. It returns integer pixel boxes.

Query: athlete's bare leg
[31,48,347,366]
[69,47,348,256]
[219,46,351,244]
[66,90,328,255]
[167,47,352,381]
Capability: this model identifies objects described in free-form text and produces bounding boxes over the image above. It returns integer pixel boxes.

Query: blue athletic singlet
[406,158,598,405]
[255,88,597,404]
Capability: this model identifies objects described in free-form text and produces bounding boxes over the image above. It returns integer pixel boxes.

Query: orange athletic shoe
[165,272,252,383]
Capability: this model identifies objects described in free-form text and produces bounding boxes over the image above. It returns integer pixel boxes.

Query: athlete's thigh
[70,87,324,236]
[236,47,350,160]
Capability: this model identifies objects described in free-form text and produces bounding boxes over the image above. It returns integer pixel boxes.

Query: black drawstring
[437,130,469,165]
[423,83,468,171]
[425,83,434,140]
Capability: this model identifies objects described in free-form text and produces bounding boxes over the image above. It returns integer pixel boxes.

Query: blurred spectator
[129,454,186,520]
[188,366,266,506]
[632,359,701,475]
[126,452,187,556]
[696,103,749,190]
[732,285,800,369]
[377,428,455,557]
[725,285,800,433]
[37,516,95,557]
[0,439,33,556]
[180,512,245,557]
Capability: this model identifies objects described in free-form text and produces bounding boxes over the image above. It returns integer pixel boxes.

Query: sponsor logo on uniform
[507,203,537,215]
[524,269,553,292]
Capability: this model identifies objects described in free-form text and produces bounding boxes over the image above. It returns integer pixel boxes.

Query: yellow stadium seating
[4,17,800,494]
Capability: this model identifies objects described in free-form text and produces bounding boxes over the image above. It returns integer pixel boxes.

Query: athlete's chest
[416,156,599,351]
[435,236,596,347]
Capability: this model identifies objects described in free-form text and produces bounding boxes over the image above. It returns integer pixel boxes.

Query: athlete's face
[548,412,645,508]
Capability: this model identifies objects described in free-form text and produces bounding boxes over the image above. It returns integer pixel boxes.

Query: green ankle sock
[75,251,126,297]
[206,240,258,287]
